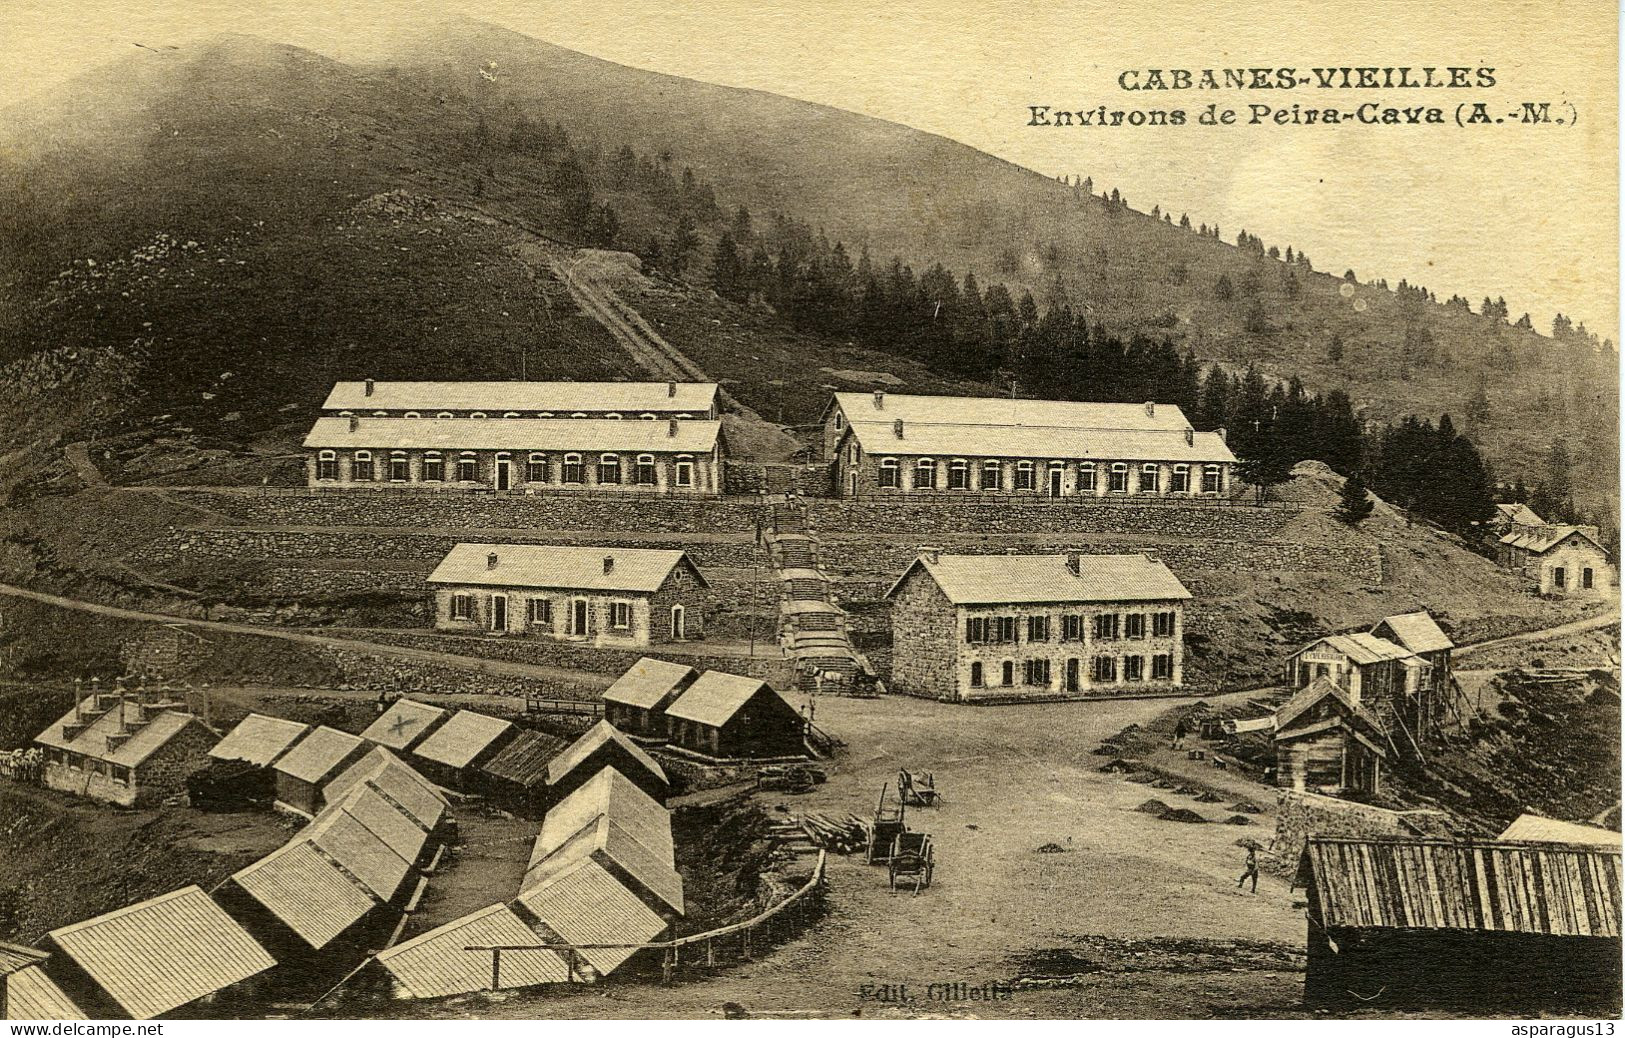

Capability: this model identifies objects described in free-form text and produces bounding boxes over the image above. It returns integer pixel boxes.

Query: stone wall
[886,571,958,699]
[1268,789,1451,875]
[723,461,835,498]
[806,499,1297,539]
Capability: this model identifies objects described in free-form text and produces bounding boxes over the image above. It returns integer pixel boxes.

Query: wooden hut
[513,857,668,982]
[359,698,448,753]
[1272,677,1389,795]
[2,943,84,1020]
[1370,610,1455,740]
[410,710,517,790]
[602,657,697,737]
[1297,836,1623,1009]
[478,728,571,813]
[270,725,369,818]
[663,672,806,760]
[546,720,669,805]
[373,903,569,999]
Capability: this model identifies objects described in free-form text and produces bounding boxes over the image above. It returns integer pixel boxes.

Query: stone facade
[40,720,216,808]
[1500,532,1615,598]
[1268,790,1449,876]
[304,443,722,497]
[885,570,958,699]
[431,566,707,648]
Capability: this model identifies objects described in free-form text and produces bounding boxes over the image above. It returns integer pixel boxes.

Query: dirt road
[1457,608,1619,658]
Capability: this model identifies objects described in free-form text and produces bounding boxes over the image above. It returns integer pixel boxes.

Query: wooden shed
[478,728,571,812]
[373,903,569,999]
[602,657,697,737]
[410,710,517,790]
[1272,677,1389,795]
[270,725,369,818]
[2,943,84,1021]
[546,720,670,805]
[664,672,806,760]
[1297,836,1623,1009]
[359,698,449,753]
[1370,610,1455,741]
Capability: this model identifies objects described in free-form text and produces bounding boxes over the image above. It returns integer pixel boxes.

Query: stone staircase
[764,503,878,696]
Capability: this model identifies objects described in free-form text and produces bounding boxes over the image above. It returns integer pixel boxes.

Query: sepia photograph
[0,0,1618,1026]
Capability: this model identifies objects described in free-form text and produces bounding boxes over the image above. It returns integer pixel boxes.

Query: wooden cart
[898,769,941,808]
[888,831,934,893]
[866,784,907,864]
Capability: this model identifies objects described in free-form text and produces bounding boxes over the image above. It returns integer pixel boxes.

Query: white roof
[534,767,673,865]
[1292,632,1417,666]
[359,698,447,751]
[302,416,720,453]
[272,725,365,784]
[1495,503,1545,526]
[887,552,1192,606]
[412,710,514,770]
[602,657,698,710]
[514,858,666,976]
[834,393,1194,432]
[664,672,788,728]
[547,720,668,786]
[427,543,703,593]
[374,903,569,998]
[1499,814,1622,849]
[323,380,717,414]
[1373,612,1455,654]
[524,815,685,916]
[1499,525,1607,556]
[209,713,310,767]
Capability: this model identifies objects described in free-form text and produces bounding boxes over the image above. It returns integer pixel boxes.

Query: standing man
[1172,717,1190,749]
[1237,844,1259,893]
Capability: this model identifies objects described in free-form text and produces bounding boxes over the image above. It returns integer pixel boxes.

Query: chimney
[1066,550,1082,575]
[117,684,128,734]
[873,389,886,410]
[919,546,941,565]
[1185,428,1194,446]
[1216,426,1228,443]
[668,419,678,438]
[667,381,677,398]
[74,677,85,721]
[603,555,615,575]
[1144,401,1155,418]
[348,414,359,433]
[486,552,499,570]
[364,378,375,397]
[893,418,904,439]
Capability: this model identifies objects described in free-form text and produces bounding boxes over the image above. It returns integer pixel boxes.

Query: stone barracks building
[427,544,709,647]
[303,381,724,497]
[822,391,1235,499]
[1497,524,1615,598]
[34,688,217,808]
[885,550,1190,701]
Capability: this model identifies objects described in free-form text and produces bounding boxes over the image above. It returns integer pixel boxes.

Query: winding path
[1456,608,1619,658]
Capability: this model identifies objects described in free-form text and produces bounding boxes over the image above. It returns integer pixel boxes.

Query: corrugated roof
[0,942,47,977]
[272,725,365,785]
[413,710,515,770]
[323,747,448,831]
[481,728,571,789]
[664,672,789,729]
[308,790,417,900]
[323,380,717,414]
[536,767,673,864]
[1293,632,1416,667]
[303,416,720,453]
[47,886,274,1020]
[35,701,211,769]
[1499,525,1607,556]
[524,816,684,916]
[602,657,698,710]
[834,393,1195,433]
[1373,611,1455,654]
[209,713,311,767]
[374,903,569,998]
[1499,814,1623,850]
[337,784,430,867]
[359,699,447,751]
[425,543,704,593]
[515,859,667,976]
[231,839,377,950]
[547,721,668,787]
[1496,502,1545,526]
[1302,837,1623,937]
[887,552,1192,606]
[5,965,86,1020]
[847,422,1235,465]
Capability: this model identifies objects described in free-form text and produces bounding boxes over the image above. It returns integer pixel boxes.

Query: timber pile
[798,812,869,853]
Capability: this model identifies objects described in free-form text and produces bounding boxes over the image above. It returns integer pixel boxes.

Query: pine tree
[1337,471,1375,525]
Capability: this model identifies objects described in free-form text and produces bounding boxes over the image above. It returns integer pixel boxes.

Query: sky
[3,0,1617,341]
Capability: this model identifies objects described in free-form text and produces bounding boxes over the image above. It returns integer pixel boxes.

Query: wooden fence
[525,697,604,719]
[467,851,828,989]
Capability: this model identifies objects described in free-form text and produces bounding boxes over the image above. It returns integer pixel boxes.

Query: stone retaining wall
[807,500,1298,539]
[1268,789,1451,875]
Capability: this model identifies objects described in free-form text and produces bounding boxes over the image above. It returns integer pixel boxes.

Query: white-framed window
[456,452,478,482]
[351,450,374,481]
[1141,463,1160,493]
[915,457,936,490]
[674,455,695,487]
[1153,611,1176,637]
[1061,614,1084,641]
[639,413,657,420]
[1014,460,1036,491]
[1027,615,1050,642]
[389,451,409,481]
[1109,463,1129,493]
[948,459,970,490]
[528,598,552,625]
[470,411,487,419]
[1152,654,1174,680]
[848,445,859,465]
[834,412,845,430]
[636,454,657,485]
[1125,613,1146,639]
[450,592,474,621]
[423,451,444,482]
[562,453,584,483]
[527,452,548,483]
[610,601,633,630]
[981,460,1002,491]
[670,604,687,639]
[879,458,900,489]
[1171,464,1190,493]
[1078,462,1097,492]
[316,450,338,481]
[436,411,454,419]
[404,411,421,419]
[1202,464,1222,493]
[598,453,622,484]
[1094,613,1120,640]
[570,411,587,419]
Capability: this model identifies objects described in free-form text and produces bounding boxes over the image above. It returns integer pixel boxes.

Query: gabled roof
[209,713,310,767]
[303,416,721,453]
[359,699,447,751]
[547,721,668,787]
[272,725,365,785]
[886,552,1191,606]
[536,767,673,864]
[843,421,1237,465]
[47,886,274,1020]
[1292,632,1416,667]
[514,858,667,976]
[832,393,1195,432]
[0,942,47,978]
[1373,611,1455,654]
[602,657,698,710]
[374,903,569,998]
[1499,524,1608,556]
[426,543,706,593]
[523,816,685,916]
[1495,502,1545,526]
[412,710,515,770]
[481,728,572,790]
[664,672,790,728]
[301,793,416,903]
[5,964,86,1020]
[35,700,212,769]
[322,380,718,414]
[1499,814,1623,850]
[1299,836,1622,937]
[231,839,377,950]
[322,746,448,831]
[1273,677,1387,747]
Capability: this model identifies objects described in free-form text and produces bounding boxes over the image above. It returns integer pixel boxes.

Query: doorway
[571,599,589,637]
[495,458,511,491]
[671,604,686,640]
[490,594,507,631]
[1049,466,1064,497]
[1066,658,1080,693]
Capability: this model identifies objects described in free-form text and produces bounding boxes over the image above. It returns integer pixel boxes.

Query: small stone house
[884,550,1190,702]
[427,543,709,648]
[601,657,699,737]
[1273,677,1389,795]
[34,689,218,808]
[663,672,806,759]
[1498,525,1615,597]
